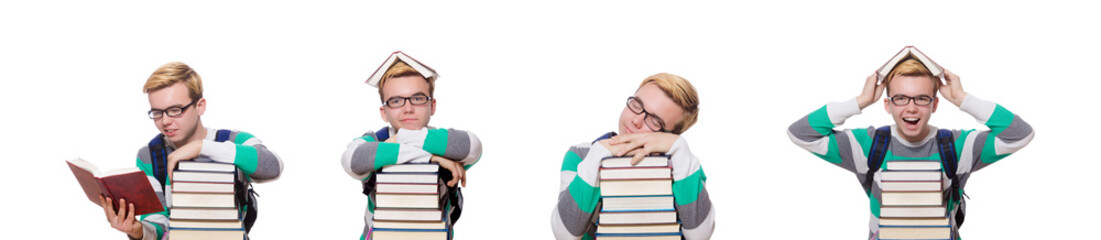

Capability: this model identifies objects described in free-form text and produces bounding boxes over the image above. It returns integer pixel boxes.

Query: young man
[100,62,284,239]
[341,52,482,239]
[551,73,715,240]
[787,58,1034,239]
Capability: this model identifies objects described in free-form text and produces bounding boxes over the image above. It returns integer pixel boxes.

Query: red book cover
[67,159,164,215]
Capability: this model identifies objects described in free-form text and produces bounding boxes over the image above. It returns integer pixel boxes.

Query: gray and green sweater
[787,95,1034,240]
[134,128,284,240]
[341,126,482,239]
[551,132,715,240]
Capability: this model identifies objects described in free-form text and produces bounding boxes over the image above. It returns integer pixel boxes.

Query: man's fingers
[617,141,644,156]
[100,195,110,213]
[104,197,116,216]
[629,148,651,165]
[630,154,646,166]
[457,167,467,188]
[125,203,136,224]
[448,166,460,187]
[117,198,128,218]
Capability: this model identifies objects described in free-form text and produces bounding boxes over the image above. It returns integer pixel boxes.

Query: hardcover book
[67,158,164,215]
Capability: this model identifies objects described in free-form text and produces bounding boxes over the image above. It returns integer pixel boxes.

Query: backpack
[360,127,464,224]
[150,129,259,232]
[865,126,966,226]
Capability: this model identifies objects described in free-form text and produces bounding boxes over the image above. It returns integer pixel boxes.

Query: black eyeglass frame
[383,93,433,108]
[888,95,935,106]
[148,99,197,119]
[626,97,672,133]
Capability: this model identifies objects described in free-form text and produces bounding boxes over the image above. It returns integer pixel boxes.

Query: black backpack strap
[437,165,463,224]
[864,126,892,195]
[935,129,964,226]
[148,134,169,191]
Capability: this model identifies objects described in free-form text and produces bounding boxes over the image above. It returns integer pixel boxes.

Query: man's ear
[195,98,207,116]
[429,99,437,116]
[931,97,939,113]
[883,98,891,114]
[379,105,389,123]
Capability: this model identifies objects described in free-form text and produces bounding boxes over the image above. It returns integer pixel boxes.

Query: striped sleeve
[787,98,874,174]
[198,130,284,182]
[134,148,168,240]
[395,127,483,169]
[551,142,607,240]
[667,137,715,240]
[955,94,1035,174]
[341,131,432,181]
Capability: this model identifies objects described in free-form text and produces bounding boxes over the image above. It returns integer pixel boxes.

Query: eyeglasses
[626,97,670,133]
[889,95,934,106]
[384,94,432,108]
[148,100,196,119]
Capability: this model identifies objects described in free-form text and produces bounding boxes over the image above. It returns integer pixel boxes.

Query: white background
[1,1,1096,239]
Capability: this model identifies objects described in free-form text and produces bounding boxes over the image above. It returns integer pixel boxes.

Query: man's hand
[938,70,967,107]
[100,196,142,239]
[607,132,679,165]
[431,155,466,187]
[857,73,885,109]
[166,140,203,179]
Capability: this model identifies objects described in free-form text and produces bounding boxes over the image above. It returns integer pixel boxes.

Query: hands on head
[857,73,886,109]
[860,70,968,109]
[938,70,967,107]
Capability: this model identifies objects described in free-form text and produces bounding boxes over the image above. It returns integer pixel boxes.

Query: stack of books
[371,163,450,240]
[168,161,245,240]
[595,156,681,240]
[877,160,951,240]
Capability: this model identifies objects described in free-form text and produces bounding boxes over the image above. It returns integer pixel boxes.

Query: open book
[67,158,164,215]
[876,46,944,83]
[365,51,438,87]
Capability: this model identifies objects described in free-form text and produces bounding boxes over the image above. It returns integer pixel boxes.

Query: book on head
[365,51,438,88]
[876,46,944,83]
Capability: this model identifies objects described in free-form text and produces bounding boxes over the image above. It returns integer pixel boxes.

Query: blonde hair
[884,58,938,94]
[377,61,436,102]
[142,62,203,101]
[638,73,699,134]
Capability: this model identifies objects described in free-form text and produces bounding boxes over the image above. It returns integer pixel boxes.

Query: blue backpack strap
[375,127,391,142]
[148,134,169,191]
[935,129,965,226]
[214,129,232,143]
[935,129,958,178]
[864,126,892,195]
[592,131,617,145]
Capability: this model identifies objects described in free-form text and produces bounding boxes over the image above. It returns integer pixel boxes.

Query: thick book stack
[877,160,951,240]
[168,161,245,240]
[595,156,682,240]
[371,163,450,240]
